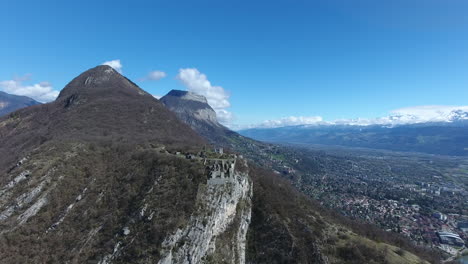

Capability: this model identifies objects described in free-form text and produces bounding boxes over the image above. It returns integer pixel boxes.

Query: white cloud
[177,68,230,109]
[258,116,324,128]
[390,105,468,123]
[176,68,233,124]
[141,70,167,81]
[0,75,59,103]
[152,94,162,99]
[216,109,235,124]
[332,105,468,126]
[247,105,468,129]
[102,59,123,73]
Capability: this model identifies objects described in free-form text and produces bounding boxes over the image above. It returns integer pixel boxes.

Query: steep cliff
[0,141,253,263]
[160,90,219,126]
[158,159,252,264]
[161,90,237,146]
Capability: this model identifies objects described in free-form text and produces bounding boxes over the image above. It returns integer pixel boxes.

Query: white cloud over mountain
[260,116,324,128]
[0,75,59,103]
[249,105,468,129]
[102,59,123,73]
[215,109,235,124]
[391,105,468,122]
[176,68,234,124]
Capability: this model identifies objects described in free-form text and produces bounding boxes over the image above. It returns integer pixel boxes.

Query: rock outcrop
[161,90,242,147]
[158,159,252,264]
[161,90,220,126]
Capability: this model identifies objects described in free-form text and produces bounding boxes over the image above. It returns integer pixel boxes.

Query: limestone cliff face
[0,141,252,263]
[158,159,252,264]
[160,90,220,126]
[160,90,238,147]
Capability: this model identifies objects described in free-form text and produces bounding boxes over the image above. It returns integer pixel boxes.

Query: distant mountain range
[328,107,468,127]
[0,91,40,116]
[240,120,468,156]
[255,106,468,128]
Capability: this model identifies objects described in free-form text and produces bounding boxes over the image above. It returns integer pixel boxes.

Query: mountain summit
[0,66,204,172]
[161,90,237,146]
[57,65,149,103]
[161,90,220,126]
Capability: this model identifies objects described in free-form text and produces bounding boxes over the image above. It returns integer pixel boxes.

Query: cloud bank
[248,105,468,129]
[0,75,59,103]
[176,68,233,124]
[391,105,468,122]
[260,116,324,128]
[102,59,123,73]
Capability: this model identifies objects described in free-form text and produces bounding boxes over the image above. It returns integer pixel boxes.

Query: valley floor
[235,139,468,261]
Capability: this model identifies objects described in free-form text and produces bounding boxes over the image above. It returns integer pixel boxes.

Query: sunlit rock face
[158,160,252,264]
[160,90,220,125]
[160,89,240,147]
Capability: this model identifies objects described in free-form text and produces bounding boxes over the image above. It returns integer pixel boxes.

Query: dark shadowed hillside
[0,66,205,174]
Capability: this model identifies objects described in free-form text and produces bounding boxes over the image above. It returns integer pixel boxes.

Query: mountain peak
[160,90,240,146]
[165,90,208,104]
[0,66,205,169]
[161,90,219,124]
[57,65,147,102]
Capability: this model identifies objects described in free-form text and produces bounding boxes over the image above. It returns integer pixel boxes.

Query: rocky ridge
[160,90,219,125]
[158,158,252,264]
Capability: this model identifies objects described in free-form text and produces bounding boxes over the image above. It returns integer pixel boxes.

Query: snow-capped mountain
[251,106,468,129]
[240,106,468,156]
[362,105,468,126]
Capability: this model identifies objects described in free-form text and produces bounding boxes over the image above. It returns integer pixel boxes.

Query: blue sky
[1,0,468,127]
